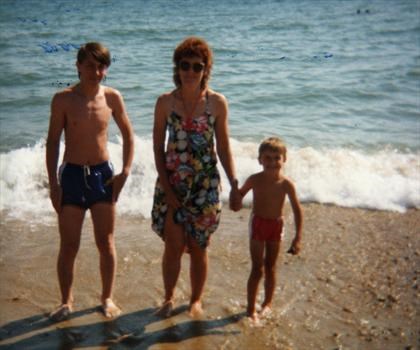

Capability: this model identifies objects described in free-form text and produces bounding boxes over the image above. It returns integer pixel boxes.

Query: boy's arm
[235,176,253,210]
[238,176,253,198]
[46,93,65,214]
[110,89,135,202]
[285,180,303,255]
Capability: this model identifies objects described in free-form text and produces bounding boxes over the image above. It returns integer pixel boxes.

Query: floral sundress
[151,95,222,248]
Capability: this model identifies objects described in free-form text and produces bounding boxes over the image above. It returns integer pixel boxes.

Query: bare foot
[260,305,272,318]
[246,311,261,327]
[188,301,204,318]
[49,304,72,322]
[154,300,174,318]
[102,298,121,318]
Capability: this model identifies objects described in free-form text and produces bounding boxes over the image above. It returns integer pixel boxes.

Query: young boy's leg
[261,241,280,315]
[50,205,85,321]
[247,239,265,320]
[91,202,121,318]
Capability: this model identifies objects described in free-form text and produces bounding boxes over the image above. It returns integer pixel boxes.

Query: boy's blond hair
[258,137,287,161]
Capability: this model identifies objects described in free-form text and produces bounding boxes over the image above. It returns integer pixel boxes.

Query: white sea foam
[0,136,419,222]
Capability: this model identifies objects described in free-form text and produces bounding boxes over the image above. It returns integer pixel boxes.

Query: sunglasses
[179,61,205,73]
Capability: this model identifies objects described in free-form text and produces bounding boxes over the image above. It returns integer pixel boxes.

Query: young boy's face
[259,150,285,173]
[77,54,108,85]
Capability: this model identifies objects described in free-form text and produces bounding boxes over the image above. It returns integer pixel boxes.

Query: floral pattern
[151,110,222,248]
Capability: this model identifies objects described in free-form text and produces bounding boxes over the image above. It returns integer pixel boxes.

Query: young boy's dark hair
[77,42,111,67]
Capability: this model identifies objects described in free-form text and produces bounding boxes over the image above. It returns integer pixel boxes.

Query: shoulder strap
[204,91,211,115]
[171,90,177,111]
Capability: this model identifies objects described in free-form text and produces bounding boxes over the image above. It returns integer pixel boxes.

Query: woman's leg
[156,207,186,317]
[188,236,208,317]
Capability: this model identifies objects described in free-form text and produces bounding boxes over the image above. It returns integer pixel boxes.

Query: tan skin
[153,55,240,318]
[239,150,303,322]
[46,53,134,320]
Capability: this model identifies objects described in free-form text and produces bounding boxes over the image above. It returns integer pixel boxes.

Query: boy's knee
[251,265,264,278]
[96,238,115,256]
[264,261,277,273]
[60,242,80,257]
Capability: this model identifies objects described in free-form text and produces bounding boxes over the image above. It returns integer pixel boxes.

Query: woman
[151,37,240,317]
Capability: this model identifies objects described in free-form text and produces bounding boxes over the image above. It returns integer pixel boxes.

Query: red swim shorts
[250,214,283,242]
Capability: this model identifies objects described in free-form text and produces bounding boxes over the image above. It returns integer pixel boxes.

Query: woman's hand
[229,186,242,212]
[165,189,182,209]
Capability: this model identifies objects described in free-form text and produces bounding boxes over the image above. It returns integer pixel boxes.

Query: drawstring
[83,165,92,190]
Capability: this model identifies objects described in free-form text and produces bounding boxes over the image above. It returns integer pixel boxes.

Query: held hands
[229,183,242,212]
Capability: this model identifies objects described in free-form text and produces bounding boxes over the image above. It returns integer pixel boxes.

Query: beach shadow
[0,306,245,350]
[0,306,99,341]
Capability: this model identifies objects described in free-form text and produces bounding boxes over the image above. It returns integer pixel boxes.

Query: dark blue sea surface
[0,0,418,216]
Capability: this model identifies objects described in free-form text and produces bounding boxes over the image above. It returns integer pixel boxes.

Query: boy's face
[259,150,285,173]
[76,54,108,85]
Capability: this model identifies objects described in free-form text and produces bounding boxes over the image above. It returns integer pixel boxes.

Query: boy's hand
[287,240,301,255]
[49,183,62,214]
[107,172,128,202]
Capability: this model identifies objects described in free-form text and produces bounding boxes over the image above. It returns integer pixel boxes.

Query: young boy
[238,137,303,323]
[46,42,134,321]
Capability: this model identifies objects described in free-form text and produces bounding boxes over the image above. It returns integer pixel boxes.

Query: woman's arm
[212,92,241,210]
[153,94,181,209]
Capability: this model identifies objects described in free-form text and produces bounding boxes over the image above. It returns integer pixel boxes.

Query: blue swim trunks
[59,161,114,209]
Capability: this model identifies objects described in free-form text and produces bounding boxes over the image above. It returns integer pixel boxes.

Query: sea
[0,0,419,221]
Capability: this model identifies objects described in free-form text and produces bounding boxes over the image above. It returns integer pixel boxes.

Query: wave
[0,136,419,222]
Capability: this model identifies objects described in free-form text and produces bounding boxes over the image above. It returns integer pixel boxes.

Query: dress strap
[204,91,211,115]
[171,90,177,112]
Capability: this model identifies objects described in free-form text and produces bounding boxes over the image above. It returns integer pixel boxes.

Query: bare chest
[254,184,286,201]
[66,95,112,129]
[252,175,288,201]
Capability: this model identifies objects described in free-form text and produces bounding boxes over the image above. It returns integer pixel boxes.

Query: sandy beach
[0,203,418,349]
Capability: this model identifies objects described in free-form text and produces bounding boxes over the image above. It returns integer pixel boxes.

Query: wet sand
[0,203,419,349]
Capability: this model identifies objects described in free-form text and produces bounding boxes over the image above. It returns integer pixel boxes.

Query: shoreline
[0,203,419,349]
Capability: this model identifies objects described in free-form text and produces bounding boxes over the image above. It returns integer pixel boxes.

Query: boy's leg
[261,241,281,314]
[155,207,186,317]
[90,202,120,318]
[188,236,208,317]
[50,205,85,321]
[247,239,264,319]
